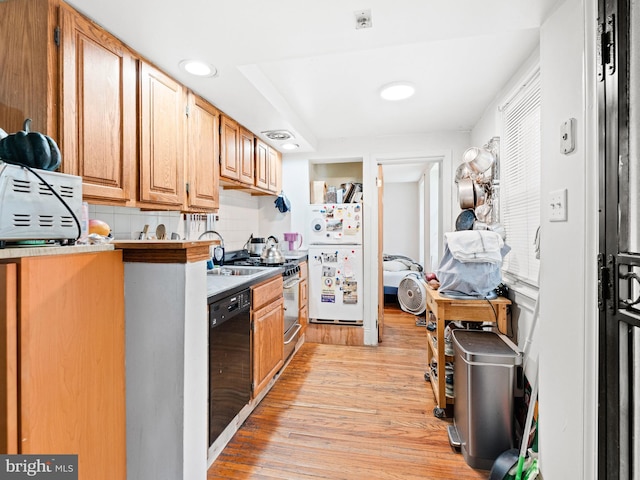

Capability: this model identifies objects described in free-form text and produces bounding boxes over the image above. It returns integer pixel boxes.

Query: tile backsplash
[88,204,184,240]
[88,188,263,251]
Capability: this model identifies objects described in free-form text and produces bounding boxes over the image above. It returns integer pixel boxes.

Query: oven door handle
[284,324,302,344]
[283,277,302,289]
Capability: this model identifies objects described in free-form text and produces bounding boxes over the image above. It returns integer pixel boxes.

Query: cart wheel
[433,407,446,418]
[424,372,430,382]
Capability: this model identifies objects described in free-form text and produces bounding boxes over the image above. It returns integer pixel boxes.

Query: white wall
[383,182,420,260]
[215,189,261,250]
[468,2,598,478]
[538,0,598,478]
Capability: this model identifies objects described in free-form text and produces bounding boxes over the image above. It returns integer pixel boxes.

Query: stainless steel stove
[225,250,300,278]
[225,250,302,361]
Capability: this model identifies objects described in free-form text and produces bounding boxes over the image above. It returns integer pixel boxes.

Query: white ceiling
[66,0,559,161]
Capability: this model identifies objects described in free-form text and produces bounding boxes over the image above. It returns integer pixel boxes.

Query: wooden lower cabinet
[0,250,125,479]
[251,276,284,398]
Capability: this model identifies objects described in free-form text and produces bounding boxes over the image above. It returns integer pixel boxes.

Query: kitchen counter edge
[0,243,115,260]
[207,267,284,303]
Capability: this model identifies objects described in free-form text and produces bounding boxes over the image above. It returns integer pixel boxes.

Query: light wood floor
[207,303,489,480]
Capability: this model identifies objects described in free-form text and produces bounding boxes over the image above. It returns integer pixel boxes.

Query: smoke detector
[354,9,372,29]
[262,130,294,141]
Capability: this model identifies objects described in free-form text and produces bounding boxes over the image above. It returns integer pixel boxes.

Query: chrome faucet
[198,230,225,249]
[199,230,225,266]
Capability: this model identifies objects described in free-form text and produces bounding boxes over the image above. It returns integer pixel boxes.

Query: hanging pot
[455,162,473,183]
[463,147,495,174]
[455,209,476,231]
[458,177,475,209]
[475,203,493,223]
[473,182,486,207]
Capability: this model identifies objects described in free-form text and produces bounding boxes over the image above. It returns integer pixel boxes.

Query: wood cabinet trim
[112,240,214,263]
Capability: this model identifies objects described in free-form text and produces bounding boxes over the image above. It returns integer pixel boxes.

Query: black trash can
[448,330,522,470]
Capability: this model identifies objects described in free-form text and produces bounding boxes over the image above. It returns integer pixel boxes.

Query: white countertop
[0,243,115,259]
[206,266,283,300]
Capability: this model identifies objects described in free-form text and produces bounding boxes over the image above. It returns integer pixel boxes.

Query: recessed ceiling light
[281,143,299,150]
[179,59,218,78]
[380,82,415,101]
[262,130,294,141]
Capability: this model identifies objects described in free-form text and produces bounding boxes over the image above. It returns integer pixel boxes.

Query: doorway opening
[376,156,443,341]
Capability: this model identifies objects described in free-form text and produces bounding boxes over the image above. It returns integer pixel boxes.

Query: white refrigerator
[307,203,363,324]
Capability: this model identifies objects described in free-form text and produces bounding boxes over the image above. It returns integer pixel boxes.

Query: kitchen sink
[207,266,269,276]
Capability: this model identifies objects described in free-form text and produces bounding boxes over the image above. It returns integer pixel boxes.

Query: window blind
[500,70,541,285]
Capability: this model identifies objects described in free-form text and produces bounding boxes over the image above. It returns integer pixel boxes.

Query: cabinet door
[268,147,281,193]
[0,263,18,454]
[239,127,255,185]
[186,92,219,211]
[255,139,269,190]
[18,251,125,479]
[220,115,239,180]
[60,6,136,203]
[139,62,186,207]
[252,298,284,398]
[0,0,58,137]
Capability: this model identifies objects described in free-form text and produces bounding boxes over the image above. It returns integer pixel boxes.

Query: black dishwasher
[208,288,251,446]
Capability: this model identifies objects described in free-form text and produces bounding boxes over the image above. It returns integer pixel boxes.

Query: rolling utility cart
[424,287,511,418]
[447,330,522,470]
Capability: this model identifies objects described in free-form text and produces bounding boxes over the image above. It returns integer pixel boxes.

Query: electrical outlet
[549,188,567,222]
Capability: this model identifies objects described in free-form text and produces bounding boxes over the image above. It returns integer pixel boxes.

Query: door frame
[374,154,444,340]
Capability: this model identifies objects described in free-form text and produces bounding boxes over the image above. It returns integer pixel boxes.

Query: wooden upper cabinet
[0,1,136,204]
[138,62,186,208]
[186,92,220,211]
[0,0,59,137]
[239,127,255,185]
[255,139,281,194]
[220,116,254,186]
[59,5,136,204]
[220,114,240,181]
[268,147,282,193]
[255,139,269,190]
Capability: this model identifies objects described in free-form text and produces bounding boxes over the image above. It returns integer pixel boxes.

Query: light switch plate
[560,118,576,154]
[549,188,568,222]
